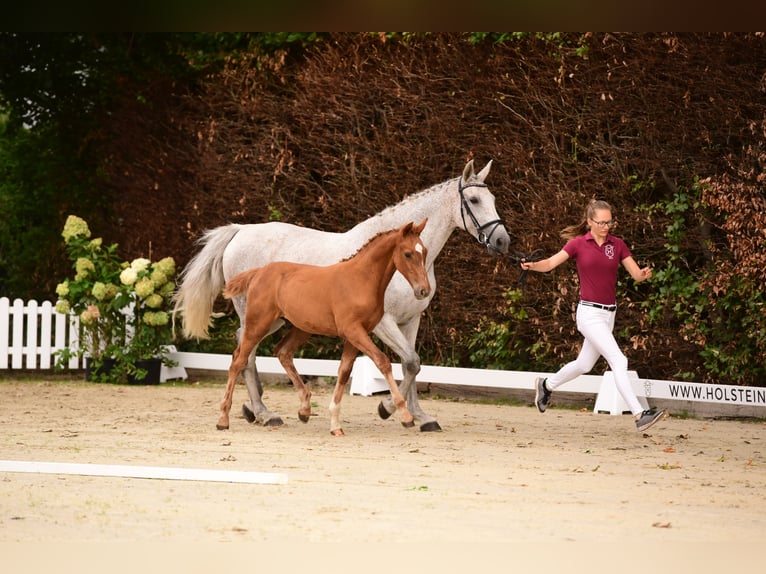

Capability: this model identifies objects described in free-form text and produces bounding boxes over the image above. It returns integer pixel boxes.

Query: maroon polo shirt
[563,231,631,305]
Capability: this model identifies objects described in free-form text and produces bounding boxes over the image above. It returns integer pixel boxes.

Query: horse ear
[401,221,415,235]
[462,159,476,182]
[413,218,428,234]
[476,159,493,182]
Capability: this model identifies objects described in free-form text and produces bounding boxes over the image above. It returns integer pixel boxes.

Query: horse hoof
[299,413,310,423]
[330,429,345,437]
[242,404,255,423]
[420,421,443,432]
[264,417,284,427]
[377,401,393,420]
[216,423,229,431]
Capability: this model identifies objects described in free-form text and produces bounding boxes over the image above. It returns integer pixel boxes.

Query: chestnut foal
[217,219,430,435]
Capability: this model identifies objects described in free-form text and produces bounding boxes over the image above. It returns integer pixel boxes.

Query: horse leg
[347,330,414,428]
[274,328,313,423]
[241,318,287,427]
[328,341,358,436]
[373,315,442,432]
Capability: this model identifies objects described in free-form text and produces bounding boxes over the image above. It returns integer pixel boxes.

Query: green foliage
[463,287,548,370]
[176,313,240,355]
[641,184,705,323]
[0,121,98,299]
[691,277,765,383]
[465,32,590,57]
[0,33,327,300]
[0,34,175,299]
[268,204,283,221]
[641,180,766,385]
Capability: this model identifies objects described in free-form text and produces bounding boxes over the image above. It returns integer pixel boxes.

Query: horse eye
[470,197,479,205]
[404,252,412,259]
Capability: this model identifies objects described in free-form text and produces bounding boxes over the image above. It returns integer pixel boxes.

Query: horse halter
[458,177,506,253]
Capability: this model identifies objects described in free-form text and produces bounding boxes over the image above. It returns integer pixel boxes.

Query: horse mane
[373,178,453,221]
[339,226,400,263]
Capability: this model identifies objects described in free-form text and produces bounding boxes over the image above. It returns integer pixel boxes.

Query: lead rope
[457,177,543,289]
[506,248,545,291]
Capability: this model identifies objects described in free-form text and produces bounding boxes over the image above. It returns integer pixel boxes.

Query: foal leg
[328,341,359,436]
[218,342,252,430]
[274,328,313,423]
[218,316,277,430]
[347,330,414,428]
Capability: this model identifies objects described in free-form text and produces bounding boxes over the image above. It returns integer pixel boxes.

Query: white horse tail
[173,224,241,340]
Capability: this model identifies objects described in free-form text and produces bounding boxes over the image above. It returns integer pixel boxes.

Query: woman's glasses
[590,219,615,228]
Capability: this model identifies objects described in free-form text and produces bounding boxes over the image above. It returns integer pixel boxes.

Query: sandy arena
[1,374,764,569]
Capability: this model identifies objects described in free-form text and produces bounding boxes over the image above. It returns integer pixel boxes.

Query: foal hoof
[420,421,443,432]
[299,413,310,423]
[330,428,345,437]
[216,423,229,431]
[401,419,416,428]
[377,401,393,420]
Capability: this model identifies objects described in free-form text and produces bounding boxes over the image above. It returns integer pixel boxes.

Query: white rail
[3,298,764,415]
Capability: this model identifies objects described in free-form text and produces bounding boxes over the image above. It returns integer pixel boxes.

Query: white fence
[0,297,81,369]
[3,298,766,416]
[165,351,766,416]
[0,297,187,379]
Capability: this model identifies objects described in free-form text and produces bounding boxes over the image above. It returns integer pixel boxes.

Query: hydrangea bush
[55,215,129,376]
[119,255,176,379]
[55,215,176,382]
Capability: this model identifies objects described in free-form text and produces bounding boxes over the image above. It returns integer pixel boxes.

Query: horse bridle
[458,177,506,254]
[458,176,544,289]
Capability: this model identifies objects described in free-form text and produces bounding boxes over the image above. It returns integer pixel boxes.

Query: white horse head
[455,159,508,256]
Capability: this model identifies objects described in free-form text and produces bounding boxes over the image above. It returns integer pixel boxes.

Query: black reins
[458,177,545,290]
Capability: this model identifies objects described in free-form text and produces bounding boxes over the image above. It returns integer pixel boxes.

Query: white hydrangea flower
[130,258,151,272]
[120,267,138,286]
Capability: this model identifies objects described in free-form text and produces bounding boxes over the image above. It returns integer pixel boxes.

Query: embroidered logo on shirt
[604,244,615,259]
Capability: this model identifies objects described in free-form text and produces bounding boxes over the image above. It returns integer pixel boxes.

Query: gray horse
[173,160,510,431]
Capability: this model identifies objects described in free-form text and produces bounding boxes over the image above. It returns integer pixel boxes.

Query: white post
[25,299,38,369]
[593,371,649,415]
[11,298,24,368]
[349,356,388,396]
[39,300,53,369]
[0,297,9,369]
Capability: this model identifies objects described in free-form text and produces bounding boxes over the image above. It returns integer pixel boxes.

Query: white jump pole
[0,459,288,485]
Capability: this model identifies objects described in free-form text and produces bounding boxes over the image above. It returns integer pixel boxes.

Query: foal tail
[172,224,241,340]
[223,268,260,300]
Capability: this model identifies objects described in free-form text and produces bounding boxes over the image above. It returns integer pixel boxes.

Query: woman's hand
[639,266,652,281]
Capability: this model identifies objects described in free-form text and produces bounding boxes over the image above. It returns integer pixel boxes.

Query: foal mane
[339,227,400,263]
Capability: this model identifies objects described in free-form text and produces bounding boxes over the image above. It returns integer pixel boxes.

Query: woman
[521,199,667,432]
